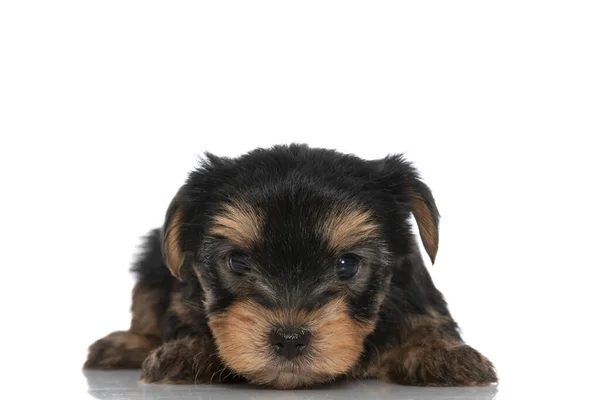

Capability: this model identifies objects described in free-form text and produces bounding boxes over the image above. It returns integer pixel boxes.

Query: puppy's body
[85,144,497,388]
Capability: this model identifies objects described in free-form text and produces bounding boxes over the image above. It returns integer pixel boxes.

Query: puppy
[84,144,497,389]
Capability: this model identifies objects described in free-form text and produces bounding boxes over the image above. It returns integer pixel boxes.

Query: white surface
[83,370,499,400]
[1,2,599,399]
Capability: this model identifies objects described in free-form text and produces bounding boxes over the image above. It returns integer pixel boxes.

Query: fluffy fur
[84,144,497,389]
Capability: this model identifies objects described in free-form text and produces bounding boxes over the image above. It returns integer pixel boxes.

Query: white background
[1,1,599,399]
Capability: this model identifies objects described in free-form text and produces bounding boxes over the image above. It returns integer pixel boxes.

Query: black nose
[270,328,311,360]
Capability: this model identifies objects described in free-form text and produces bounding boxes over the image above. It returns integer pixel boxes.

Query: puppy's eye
[336,254,360,280]
[228,253,251,274]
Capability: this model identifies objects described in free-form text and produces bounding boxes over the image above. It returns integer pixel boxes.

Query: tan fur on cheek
[306,298,375,375]
[208,301,273,374]
[208,298,375,389]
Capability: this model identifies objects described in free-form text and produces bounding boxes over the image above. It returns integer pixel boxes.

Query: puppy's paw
[141,338,233,384]
[84,331,161,370]
[392,343,498,387]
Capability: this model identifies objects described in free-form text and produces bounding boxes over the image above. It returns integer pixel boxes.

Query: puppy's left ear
[162,194,186,280]
[161,152,233,280]
[375,155,441,264]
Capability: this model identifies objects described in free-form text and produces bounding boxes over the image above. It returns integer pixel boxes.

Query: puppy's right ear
[162,195,185,280]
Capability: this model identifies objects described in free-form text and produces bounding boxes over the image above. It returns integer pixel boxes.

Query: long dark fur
[84,144,497,388]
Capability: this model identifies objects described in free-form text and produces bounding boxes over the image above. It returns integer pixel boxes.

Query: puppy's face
[202,197,390,388]
[162,146,439,388]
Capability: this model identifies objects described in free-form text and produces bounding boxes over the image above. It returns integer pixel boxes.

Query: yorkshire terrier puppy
[84,144,497,389]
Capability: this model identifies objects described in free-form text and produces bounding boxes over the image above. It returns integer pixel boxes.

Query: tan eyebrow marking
[321,205,380,252]
[209,200,264,249]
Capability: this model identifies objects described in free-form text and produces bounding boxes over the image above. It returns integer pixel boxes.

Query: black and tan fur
[84,144,497,389]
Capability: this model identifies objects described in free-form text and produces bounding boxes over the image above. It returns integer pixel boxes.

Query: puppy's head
[162,145,440,389]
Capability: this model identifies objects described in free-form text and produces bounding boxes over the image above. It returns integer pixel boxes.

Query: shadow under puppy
[84,144,497,389]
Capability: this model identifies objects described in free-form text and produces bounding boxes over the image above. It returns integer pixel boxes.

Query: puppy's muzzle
[269,327,311,360]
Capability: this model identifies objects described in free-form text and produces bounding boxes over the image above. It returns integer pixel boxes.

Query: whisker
[192,350,204,384]
[210,366,227,384]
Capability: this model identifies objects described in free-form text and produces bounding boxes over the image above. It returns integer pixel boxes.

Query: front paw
[141,340,199,383]
[140,339,236,384]
[84,331,160,370]
[400,344,498,387]
[375,342,497,387]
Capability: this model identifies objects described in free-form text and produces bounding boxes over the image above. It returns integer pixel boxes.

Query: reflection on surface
[84,370,498,400]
